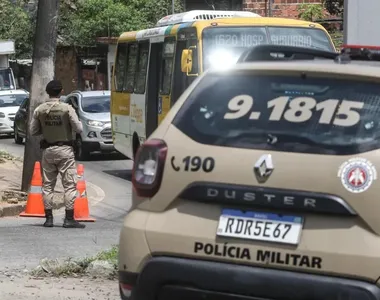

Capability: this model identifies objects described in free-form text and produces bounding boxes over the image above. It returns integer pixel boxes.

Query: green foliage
[297,3,325,22]
[63,0,142,46]
[0,0,34,58]
[128,0,184,28]
[0,0,185,57]
[63,0,184,46]
[322,0,344,17]
[330,30,343,50]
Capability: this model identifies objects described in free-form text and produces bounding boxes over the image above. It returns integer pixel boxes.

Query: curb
[0,181,106,217]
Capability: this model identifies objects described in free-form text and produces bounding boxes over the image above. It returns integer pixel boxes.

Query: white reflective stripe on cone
[76,190,87,197]
[29,185,42,193]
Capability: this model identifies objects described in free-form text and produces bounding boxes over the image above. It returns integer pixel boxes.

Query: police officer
[30,80,85,229]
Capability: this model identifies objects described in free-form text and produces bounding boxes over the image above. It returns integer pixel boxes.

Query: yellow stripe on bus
[112,93,131,116]
[158,95,171,124]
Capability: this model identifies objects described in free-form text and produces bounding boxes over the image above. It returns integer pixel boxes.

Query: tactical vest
[38,102,73,143]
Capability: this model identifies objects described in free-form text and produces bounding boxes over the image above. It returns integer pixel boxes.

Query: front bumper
[82,125,114,152]
[0,119,14,134]
[119,257,380,300]
[83,140,115,152]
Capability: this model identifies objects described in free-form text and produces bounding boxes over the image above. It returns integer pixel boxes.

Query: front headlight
[0,112,5,118]
[86,120,104,127]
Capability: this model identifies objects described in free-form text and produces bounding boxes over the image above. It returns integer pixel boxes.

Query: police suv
[118,45,380,300]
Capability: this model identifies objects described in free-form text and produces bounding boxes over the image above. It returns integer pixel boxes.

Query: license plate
[216,209,303,245]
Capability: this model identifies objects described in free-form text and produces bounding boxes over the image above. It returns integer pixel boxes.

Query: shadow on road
[103,169,132,181]
[77,152,129,162]
[0,135,15,140]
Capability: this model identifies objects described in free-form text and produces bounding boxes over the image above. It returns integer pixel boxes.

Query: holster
[40,139,49,150]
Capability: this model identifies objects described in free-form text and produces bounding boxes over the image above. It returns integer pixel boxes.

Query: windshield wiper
[219,130,320,145]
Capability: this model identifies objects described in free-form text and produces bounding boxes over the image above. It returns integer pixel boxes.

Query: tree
[62,0,184,46]
[323,0,344,17]
[128,0,184,28]
[22,0,60,192]
[0,0,34,58]
[298,3,325,21]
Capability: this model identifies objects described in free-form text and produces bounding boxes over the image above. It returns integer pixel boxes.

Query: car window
[80,96,110,113]
[0,94,28,107]
[173,73,380,155]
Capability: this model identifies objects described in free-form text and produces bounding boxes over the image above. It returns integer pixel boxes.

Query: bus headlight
[208,50,239,70]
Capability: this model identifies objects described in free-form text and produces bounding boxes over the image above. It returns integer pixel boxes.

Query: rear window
[172,73,380,155]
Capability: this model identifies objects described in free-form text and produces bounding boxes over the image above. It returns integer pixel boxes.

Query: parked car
[13,96,29,144]
[64,90,114,160]
[0,89,29,138]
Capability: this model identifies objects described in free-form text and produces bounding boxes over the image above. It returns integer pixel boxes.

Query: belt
[47,141,74,147]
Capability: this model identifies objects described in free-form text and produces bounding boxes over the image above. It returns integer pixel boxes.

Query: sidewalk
[0,159,102,217]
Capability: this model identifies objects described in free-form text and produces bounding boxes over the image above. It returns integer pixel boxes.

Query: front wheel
[14,129,23,144]
[74,136,90,161]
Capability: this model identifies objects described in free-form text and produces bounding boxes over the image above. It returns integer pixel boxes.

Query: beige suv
[119,46,380,300]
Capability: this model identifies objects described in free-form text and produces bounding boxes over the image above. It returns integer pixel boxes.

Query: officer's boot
[63,209,86,229]
[43,209,54,228]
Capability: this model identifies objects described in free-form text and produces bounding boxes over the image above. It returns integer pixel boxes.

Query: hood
[0,106,20,115]
[81,111,110,122]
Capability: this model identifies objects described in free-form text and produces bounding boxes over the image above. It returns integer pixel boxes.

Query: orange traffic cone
[74,164,95,222]
[20,161,45,218]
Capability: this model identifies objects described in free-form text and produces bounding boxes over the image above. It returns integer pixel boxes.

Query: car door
[14,97,29,136]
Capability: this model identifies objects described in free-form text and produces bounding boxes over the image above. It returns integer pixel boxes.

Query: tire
[74,136,90,161]
[14,128,23,144]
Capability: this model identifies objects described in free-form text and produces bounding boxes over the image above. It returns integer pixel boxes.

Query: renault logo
[254,154,274,183]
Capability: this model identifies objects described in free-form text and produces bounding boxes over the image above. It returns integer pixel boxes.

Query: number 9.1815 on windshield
[223,95,365,127]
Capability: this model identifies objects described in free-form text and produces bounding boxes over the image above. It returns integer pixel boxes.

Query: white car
[0,89,29,136]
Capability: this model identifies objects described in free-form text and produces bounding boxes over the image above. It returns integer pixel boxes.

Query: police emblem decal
[337,158,377,193]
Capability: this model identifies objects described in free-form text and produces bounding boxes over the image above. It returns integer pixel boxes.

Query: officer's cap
[46,80,63,96]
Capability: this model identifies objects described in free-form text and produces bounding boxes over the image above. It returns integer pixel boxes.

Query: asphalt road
[0,136,134,271]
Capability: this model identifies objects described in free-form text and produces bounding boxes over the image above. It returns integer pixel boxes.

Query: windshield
[0,94,27,107]
[81,96,110,113]
[0,69,15,90]
[173,73,380,155]
[202,26,335,70]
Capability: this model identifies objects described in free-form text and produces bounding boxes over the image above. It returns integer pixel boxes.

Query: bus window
[124,43,138,92]
[114,43,128,92]
[134,42,150,94]
[160,38,176,95]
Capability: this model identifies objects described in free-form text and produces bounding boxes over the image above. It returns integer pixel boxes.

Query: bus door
[172,27,199,105]
[157,37,176,126]
[146,41,163,138]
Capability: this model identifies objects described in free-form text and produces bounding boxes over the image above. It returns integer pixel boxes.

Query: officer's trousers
[41,145,77,210]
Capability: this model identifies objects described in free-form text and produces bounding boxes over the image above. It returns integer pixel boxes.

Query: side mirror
[181,47,199,77]
[181,49,192,73]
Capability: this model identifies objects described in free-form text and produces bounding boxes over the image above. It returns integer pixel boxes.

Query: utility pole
[21,0,60,191]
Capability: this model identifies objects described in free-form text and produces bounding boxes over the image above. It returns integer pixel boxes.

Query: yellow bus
[111,10,336,159]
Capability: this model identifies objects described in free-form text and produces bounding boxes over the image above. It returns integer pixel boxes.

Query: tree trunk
[21,0,60,192]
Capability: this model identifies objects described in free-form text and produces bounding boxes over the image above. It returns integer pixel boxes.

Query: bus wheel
[133,134,140,160]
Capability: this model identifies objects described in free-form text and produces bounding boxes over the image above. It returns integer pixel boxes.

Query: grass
[0,150,22,162]
[30,245,119,278]
[79,245,118,270]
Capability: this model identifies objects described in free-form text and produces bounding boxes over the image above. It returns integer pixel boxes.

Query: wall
[243,0,321,18]
[55,46,78,95]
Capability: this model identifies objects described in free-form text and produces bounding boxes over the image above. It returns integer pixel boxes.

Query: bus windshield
[202,26,335,70]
